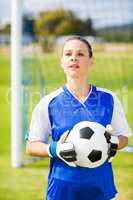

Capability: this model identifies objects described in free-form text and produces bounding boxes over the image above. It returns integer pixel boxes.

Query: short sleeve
[28,97,51,143]
[111,94,132,137]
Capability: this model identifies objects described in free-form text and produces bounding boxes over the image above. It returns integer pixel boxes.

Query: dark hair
[62,36,93,58]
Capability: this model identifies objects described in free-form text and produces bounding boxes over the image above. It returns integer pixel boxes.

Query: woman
[26,36,131,200]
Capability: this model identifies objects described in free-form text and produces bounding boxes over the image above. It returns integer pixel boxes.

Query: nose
[70,54,77,61]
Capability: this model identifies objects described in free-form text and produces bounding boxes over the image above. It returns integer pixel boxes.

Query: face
[61,39,92,79]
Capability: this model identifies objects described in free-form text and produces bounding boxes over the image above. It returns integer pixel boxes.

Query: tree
[34,9,95,51]
[0,23,10,34]
[35,9,95,36]
[35,9,69,37]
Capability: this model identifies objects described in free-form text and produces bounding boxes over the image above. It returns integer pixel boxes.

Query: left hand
[104,131,119,162]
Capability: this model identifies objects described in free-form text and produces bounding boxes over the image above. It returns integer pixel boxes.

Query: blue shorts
[46,178,115,200]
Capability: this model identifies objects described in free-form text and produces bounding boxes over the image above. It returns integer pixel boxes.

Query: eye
[65,52,71,56]
[77,52,84,56]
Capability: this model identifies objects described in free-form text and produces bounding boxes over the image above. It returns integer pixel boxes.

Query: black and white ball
[66,121,108,168]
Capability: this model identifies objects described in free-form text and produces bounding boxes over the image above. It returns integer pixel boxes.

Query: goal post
[11,0,23,167]
[11,0,45,168]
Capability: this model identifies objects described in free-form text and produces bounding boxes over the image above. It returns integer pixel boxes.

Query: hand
[104,131,119,162]
[47,131,77,167]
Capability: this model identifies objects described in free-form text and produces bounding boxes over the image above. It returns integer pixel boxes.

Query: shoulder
[95,86,124,113]
[94,86,122,109]
[35,87,64,111]
[96,86,114,96]
[95,86,118,100]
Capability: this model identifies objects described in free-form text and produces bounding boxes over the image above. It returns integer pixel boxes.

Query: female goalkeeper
[26,36,131,200]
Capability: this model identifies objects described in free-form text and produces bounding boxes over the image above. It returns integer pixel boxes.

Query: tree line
[0,8,133,50]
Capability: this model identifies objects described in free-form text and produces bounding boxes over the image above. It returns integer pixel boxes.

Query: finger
[59,149,77,162]
[106,124,113,133]
[60,130,70,143]
[108,157,114,162]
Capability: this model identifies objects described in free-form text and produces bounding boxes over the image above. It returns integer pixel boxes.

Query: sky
[0,0,133,28]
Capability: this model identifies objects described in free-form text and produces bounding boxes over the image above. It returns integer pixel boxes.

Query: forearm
[117,135,128,150]
[26,141,50,157]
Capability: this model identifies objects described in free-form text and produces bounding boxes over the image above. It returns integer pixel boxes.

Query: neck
[66,78,91,101]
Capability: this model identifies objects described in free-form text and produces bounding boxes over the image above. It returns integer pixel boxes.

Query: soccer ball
[66,121,108,168]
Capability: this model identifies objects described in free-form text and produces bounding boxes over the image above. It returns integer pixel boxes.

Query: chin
[66,72,80,79]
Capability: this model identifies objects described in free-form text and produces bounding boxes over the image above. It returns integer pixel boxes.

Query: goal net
[11,0,133,167]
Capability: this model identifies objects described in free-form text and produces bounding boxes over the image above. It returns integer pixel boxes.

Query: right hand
[47,131,77,167]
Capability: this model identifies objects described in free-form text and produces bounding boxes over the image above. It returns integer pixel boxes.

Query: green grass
[0,47,133,200]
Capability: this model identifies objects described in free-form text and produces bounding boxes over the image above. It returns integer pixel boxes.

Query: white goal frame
[11,0,23,167]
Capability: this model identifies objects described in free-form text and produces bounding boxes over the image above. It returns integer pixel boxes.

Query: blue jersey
[28,85,131,200]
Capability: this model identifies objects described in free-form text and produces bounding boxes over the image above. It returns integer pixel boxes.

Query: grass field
[0,45,133,200]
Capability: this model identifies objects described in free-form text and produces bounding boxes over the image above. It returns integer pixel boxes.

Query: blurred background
[0,0,133,199]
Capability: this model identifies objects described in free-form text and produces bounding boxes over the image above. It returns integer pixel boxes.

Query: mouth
[68,64,80,69]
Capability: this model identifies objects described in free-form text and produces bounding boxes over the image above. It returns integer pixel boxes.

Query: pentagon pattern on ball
[88,150,102,162]
[79,127,94,140]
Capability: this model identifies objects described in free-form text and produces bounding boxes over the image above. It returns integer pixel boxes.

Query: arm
[105,93,132,162]
[118,135,128,150]
[26,141,50,157]
[111,94,132,150]
[26,97,51,157]
[26,132,77,167]
[104,132,129,162]
[27,98,76,167]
